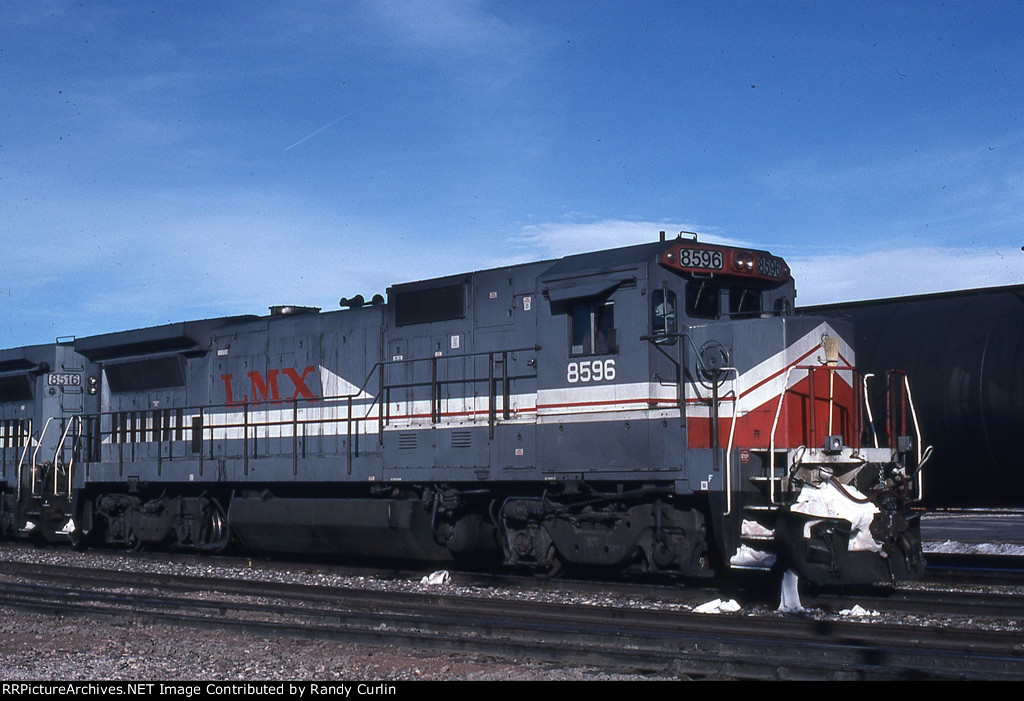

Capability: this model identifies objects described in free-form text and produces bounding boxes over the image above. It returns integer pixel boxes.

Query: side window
[569,301,616,356]
[104,356,186,393]
[652,288,677,340]
[393,283,465,326]
[686,280,719,320]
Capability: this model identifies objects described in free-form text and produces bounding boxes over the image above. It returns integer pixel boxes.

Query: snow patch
[730,544,776,569]
[693,598,741,614]
[741,519,774,538]
[778,569,805,612]
[419,570,451,586]
[791,480,882,553]
[925,540,1024,556]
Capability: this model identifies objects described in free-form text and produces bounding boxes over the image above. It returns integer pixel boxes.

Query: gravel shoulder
[0,610,675,681]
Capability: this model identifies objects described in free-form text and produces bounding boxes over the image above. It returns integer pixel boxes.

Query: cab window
[652,288,677,339]
[686,280,719,319]
[569,301,616,355]
[729,287,763,319]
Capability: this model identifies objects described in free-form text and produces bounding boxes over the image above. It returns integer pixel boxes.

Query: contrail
[283,111,355,151]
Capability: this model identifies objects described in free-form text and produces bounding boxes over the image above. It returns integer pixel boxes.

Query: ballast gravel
[0,546,677,681]
[0,543,1018,680]
[0,611,670,681]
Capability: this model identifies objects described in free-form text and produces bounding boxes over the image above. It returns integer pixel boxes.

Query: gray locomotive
[0,235,926,585]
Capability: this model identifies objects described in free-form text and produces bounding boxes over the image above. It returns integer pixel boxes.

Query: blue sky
[2,1,1021,346]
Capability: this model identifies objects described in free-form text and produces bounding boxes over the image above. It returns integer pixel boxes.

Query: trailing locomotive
[0,235,926,585]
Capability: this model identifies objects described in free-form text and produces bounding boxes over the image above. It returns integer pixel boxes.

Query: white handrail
[903,375,925,501]
[767,367,795,504]
[53,416,81,496]
[15,419,32,502]
[862,374,879,448]
[827,368,836,437]
[30,417,57,497]
[721,371,739,517]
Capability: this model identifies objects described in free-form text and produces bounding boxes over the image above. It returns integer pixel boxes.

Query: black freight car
[805,285,1024,508]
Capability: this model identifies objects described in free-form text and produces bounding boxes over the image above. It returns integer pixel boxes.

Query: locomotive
[0,234,926,585]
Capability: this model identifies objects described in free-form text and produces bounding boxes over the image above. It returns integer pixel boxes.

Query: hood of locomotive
[682,314,858,452]
[684,314,929,586]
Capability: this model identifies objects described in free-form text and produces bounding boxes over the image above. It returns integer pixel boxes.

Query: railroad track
[1,559,1023,680]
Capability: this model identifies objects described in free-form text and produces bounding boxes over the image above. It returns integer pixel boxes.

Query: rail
[903,375,926,501]
[377,345,539,441]
[863,373,879,448]
[13,415,82,500]
[767,366,796,505]
[886,370,928,502]
[69,346,539,475]
[1,419,30,482]
[719,378,740,517]
[641,331,728,422]
[29,417,58,498]
[766,365,929,504]
[52,415,81,497]
[642,332,751,515]
[14,419,32,502]
[767,363,861,504]
[83,390,381,478]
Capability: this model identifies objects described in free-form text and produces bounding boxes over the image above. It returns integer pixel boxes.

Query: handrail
[766,362,860,504]
[720,374,740,517]
[877,370,930,502]
[53,415,81,497]
[641,331,733,421]
[75,345,541,465]
[902,375,923,466]
[30,417,57,497]
[381,345,541,369]
[767,367,796,504]
[15,419,32,502]
[862,373,879,448]
[828,369,836,437]
[903,374,926,501]
[380,346,538,432]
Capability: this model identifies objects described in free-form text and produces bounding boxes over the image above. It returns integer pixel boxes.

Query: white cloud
[363,0,537,59]
[495,218,1023,307]
[493,218,736,266]
[4,198,1020,347]
[0,187,440,343]
[791,245,1023,306]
